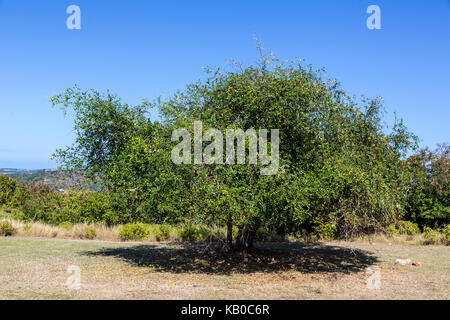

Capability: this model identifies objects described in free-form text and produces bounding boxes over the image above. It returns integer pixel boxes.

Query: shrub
[387,224,397,235]
[387,221,420,236]
[119,223,150,241]
[78,192,113,224]
[422,227,441,244]
[397,221,420,235]
[59,222,73,231]
[313,222,338,240]
[442,225,450,244]
[0,221,16,236]
[177,224,210,242]
[152,224,172,241]
[1,177,117,227]
[177,224,198,242]
[208,227,226,241]
[83,226,97,240]
[255,227,283,242]
[0,207,26,221]
[197,225,212,241]
[406,145,449,229]
[0,175,17,205]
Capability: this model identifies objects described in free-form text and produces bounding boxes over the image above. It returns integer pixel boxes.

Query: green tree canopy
[51,55,419,249]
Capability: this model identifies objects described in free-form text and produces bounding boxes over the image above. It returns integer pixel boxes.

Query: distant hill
[0,169,101,191]
[0,168,41,175]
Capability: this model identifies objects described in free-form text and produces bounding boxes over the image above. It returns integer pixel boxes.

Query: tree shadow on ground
[84,242,378,275]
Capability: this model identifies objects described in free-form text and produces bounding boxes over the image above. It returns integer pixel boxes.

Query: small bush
[198,225,212,241]
[387,224,397,234]
[83,226,97,240]
[0,221,16,236]
[313,222,338,240]
[79,192,113,224]
[422,227,441,245]
[397,221,420,235]
[177,224,198,242]
[177,224,210,242]
[388,221,420,235]
[255,227,284,242]
[209,227,226,241]
[441,225,450,244]
[152,224,172,241]
[119,223,150,241]
[59,222,73,231]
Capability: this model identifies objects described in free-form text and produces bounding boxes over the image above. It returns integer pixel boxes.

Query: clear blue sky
[0,0,449,169]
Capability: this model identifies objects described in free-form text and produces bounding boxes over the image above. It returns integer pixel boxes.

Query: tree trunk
[226,219,233,251]
[234,226,255,251]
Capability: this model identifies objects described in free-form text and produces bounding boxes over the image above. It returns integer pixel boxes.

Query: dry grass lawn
[0,237,448,300]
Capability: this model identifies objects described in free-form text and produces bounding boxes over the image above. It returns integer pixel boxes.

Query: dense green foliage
[47,56,425,247]
[0,175,17,206]
[1,54,448,248]
[0,175,113,225]
[442,225,450,243]
[58,222,73,231]
[422,226,442,244]
[82,226,97,240]
[0,221,15,237]
[405,144,449,228]
[119,223,150,241]
[388,221,420,235]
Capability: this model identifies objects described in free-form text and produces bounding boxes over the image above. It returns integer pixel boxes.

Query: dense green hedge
[0,175,113,225]
[1,173,448,243]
